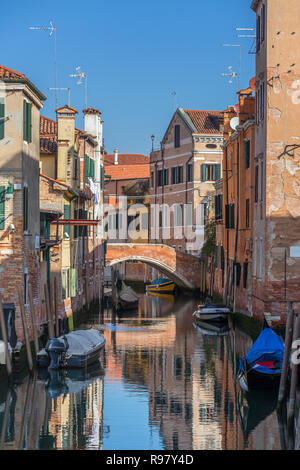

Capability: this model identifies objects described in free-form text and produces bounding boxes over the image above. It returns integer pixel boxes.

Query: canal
[0,290,292,450]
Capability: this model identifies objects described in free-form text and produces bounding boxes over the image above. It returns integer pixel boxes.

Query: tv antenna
[29,20,58,107]
[222,44,242,91]
[221,66,238,85]
[48,88,71,107]
[236,28,256,55]
[70,66,88,109]
[171,91,178,111]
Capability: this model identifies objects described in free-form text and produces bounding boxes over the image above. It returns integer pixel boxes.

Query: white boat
[193,303,231,322]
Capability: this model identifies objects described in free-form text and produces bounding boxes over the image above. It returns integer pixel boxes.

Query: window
[221,246,225,271]
[234,263,241,287]
[225,203,235,229]
[215,194,223,221]
[261,4,266,43]
[185,203,193,227]
[171,166,183,184]
[74,158,79,181]
[243,262,248,289]
[201,164,221,182]
[174,125,180,148]
[187,163,193,182]
[260,161,264,202]
[246,199,250,228]
[100,166,105,189]
[164,168,169,186]
[141,212,148,230]
[256,14,261,52]
[62,269,68,300]
[157,170,163,187]
[23,186,28,231]
[0,99,5,140]
[63,204,71,237]
[84,155,95,182]
[0,186,5,230]
[151,171,154,188]
[245,140,250,169]
[23,100,32,143]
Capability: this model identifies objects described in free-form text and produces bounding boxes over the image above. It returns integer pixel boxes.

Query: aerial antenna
[70,66,88,109]
[221,66,238,85]
[48,88,71,107]
[236,28,256,55]
[222,44,242,91]
[29,20,58,107]
[171,91,178,112]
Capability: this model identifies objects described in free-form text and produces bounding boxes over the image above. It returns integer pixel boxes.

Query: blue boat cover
[246,328,284,374]
[150,278,171,285]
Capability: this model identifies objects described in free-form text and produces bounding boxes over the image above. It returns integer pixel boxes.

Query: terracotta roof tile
[105,164,150,181]
[183,110,223,134]
[104,153,149,166]
[40,116,57,153]
[0,65,46,101]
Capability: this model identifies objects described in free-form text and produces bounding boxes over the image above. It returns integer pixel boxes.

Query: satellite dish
[234,104,240,114]
[249,77,256,90]
[230,117,239,130]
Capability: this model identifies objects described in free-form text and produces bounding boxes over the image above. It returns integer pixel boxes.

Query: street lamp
[151,135,155,152]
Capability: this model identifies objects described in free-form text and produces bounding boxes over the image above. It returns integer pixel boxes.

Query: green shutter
[26,102,32,143]
[201,164,207,182]
[216,164,221,180]
[0,186,5,230]
[101,166,105,189]
[215,245,219,268]
[69,268,76,298]
[23,186,28,231]
[23,100,27,141]
[63,204,71,236]
[90,159,95,179]
[0,101,5,140]
[62,270,67,300]
[84,154,89,182]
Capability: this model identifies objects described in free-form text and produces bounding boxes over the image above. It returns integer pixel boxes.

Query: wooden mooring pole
[53,278,59,338]
[18,286,33,373]
[28,284,39,357]
[0,296,12,379]
[278,301,294,407]
[44,284,55,339]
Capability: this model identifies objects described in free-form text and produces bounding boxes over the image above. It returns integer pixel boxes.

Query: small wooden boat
[193,303,231,322]
[237,328,284,392]
[146,278,175,293]
[118,282,139,311]
[37,329,106,370]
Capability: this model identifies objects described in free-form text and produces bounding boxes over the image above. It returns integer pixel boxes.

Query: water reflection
[0,290,295,450]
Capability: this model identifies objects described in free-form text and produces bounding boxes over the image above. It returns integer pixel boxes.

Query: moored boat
[146,278,175,293]
[118,282,139,311]
[193,318,230,336]
[237,327,284,392]
[193,303,231,322]
[37,329,106,370]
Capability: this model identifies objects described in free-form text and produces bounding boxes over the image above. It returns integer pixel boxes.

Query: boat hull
[193,309,230,323]
[37,330,106,369]
[146,279,175,293]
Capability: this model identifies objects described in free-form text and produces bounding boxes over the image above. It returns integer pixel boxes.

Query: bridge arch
[106,244,201,290]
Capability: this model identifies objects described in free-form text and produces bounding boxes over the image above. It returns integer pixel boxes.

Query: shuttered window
[0,186,5,230]
[84,154,90,182]
[245,141,250,169]
[90,158,95,179]
[215,245,219,268]
[201,164,221,182]
[100,166,105,189]
[0,100,5,140]
[63,204,71,236]
[23,100,32,143]
[62,269,67,300]
[23,186,28,231]
[174,125,180,148]
[187,163,193,182]
[68,268,77,298]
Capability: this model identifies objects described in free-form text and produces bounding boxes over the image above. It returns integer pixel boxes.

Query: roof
[0,65,46,101]
[83,107,102,116]
[183,109,223,135]
[105,164,150,181]
[55,105,78,114]
[40,116,57,154]
[104,153,150,166]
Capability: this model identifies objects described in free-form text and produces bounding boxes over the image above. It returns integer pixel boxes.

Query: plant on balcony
[201,220,216,257]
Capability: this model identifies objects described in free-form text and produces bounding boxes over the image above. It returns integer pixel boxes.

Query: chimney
[114,149,119,165]
[56,105,78,182]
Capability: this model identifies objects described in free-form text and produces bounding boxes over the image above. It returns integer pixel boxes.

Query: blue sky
[2,0,255,155]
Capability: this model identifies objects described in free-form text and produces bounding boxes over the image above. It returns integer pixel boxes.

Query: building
[250,0,300,322]
[39,105,105,330]
[0,65,45,340]
[104,150,150,282]
[149,108,223,256]
[221,86,256,314]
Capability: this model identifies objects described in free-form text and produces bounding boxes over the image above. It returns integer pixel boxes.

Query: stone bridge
[106,243,202,290]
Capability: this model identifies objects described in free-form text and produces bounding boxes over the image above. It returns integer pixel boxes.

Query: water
[0,292,291,450]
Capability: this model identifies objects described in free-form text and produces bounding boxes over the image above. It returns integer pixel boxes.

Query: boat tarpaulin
[246,328,284,369]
